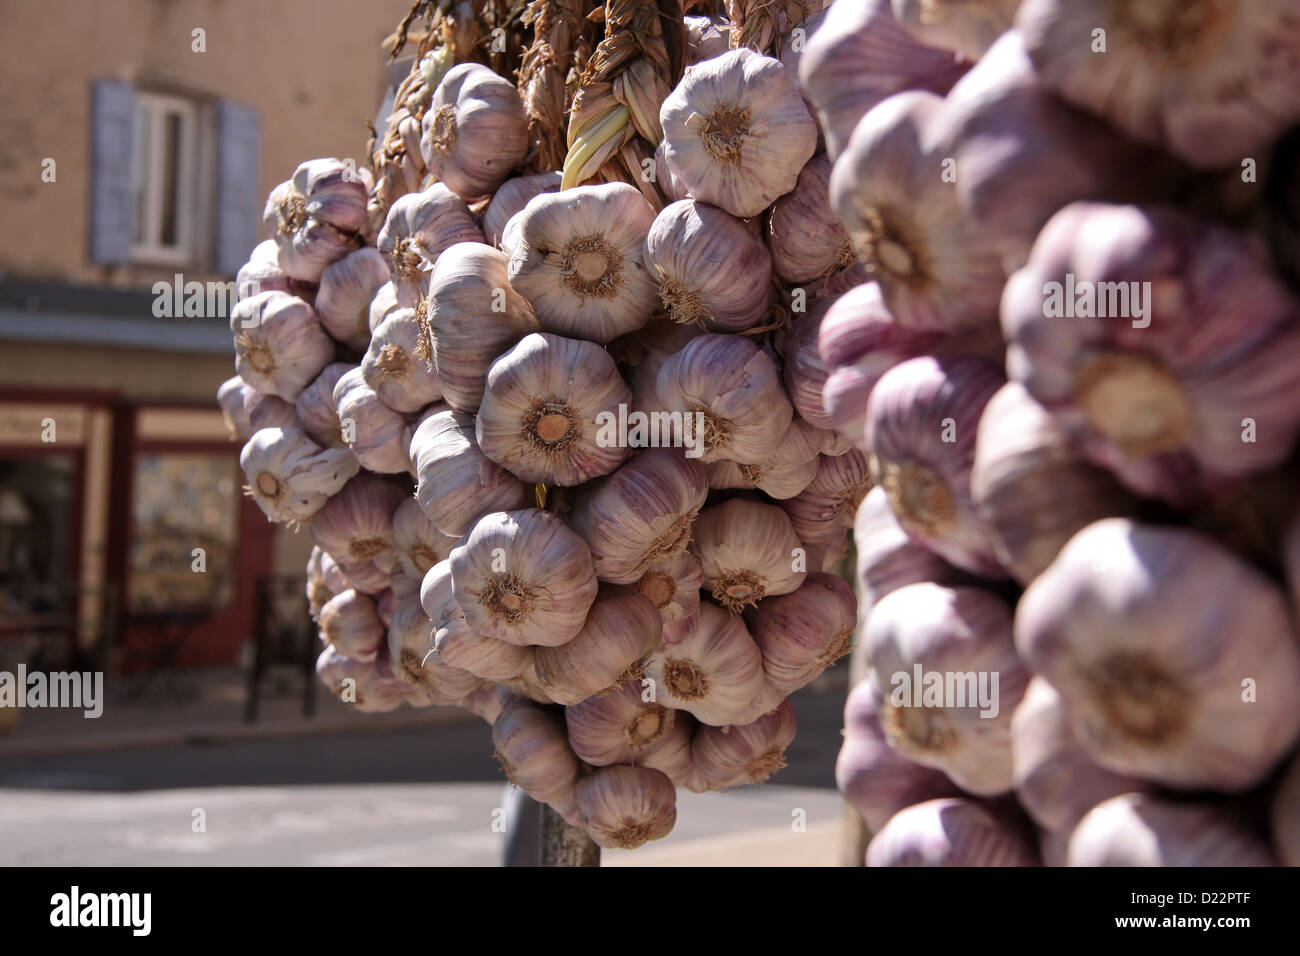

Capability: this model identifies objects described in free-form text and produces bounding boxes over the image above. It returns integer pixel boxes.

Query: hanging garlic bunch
[643,199,773,332]
[576,765,678,850]
[317,588,384,661]
[534,587,663,705]
[492,696,584,825]
[751,572,856,694]
[506,183,660,344]
[475,333,633,486]
[866,798,1041,867]
[310,473,406,572]
[331,367,414,474]
[768,155,855,283]
[240,426,359,527]
[705,418,822,500]
[315,248,390,350]
[421,63,530,201]
[568,448,709,585]
[633,552,703,646]
[230,291,335,401]
[448,509,598,647]
[482,171,561,247]
[694,699,797,789]
[263,159,367,283]
[565,681,678,767]
[362,309,444,413]
[691,498,806,611]
[294,363,352,449]
[421,561,531,681]
[644,602,769,726]
[376,185,485,308]
[1066,794,1276,867]
[660,49,818,218]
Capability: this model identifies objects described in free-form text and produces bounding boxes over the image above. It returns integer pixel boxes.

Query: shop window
[0,457,75,619]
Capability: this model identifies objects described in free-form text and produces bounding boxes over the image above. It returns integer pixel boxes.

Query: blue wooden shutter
[89,80,136,265]
[214,100,261,276]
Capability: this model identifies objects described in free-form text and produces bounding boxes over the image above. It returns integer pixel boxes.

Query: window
[130,92,199,263]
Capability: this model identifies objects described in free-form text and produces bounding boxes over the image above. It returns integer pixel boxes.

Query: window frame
[129,91,200,265]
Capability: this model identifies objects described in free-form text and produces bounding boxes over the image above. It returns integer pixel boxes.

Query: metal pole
[539,803,601,867]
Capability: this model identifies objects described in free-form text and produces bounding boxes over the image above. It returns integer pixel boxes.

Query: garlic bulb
[694,699,797,789]
[230,291,334,401]
[306,546,341,621]
[685,14,732,64]
[420,63,529,200]
[782,303,836,430]
[317,588,384,661]
[865,355,1006,577]
[387,589,483,705]
[656,334,794,463]
[449,509,598,647]
[368,280,400,334]
[638,713,712,793]
[237,239,310,301]
[1001,202,1300,507]
[891,0,1020,61]
[751,572,856,694]
[421,242,540,413]
[391,498,457,580]
[691,498,806,611]
[566,680,678,767]
[218,376,256,441]
[337,557,391,596]
[240,426,359,526]
[705,420,821,500]
[315,644,412,714]
[316,248,389,350]
[492,696,583,810]
[769,155,855,283]
[506,183,659,344]
[971,382,1135,585]
[866,582,1029,795]
[1066,794,1276,867]
[651,141,692,204]
[1016,518,1300,792]
[568,448,709,585]
[781,450,871,549]
[263,159,367,282]
[576,765,677,850]
[866,798,1041,867]
[311,473,406,572]
[377,185,484,310]
[831,90,1005,333]
[838,680,961,832]
[1273,753,1300,866]
[362,309,443,413]
[483,171,561,247]
[475,332,633,486]
[644,199,772,332]
[294,362,352,449]
[459,683,507,725]
[421,560,531,681]
[644,602,768,726]
[409,409,531,538]
[245,391,297,433]
[660,49,818,218]
[534,587,663,705]
[633,552,703,645]
[854,487,966,610]
[1018,0,1300,171]
[331,367,413,475]
[617,318,704,414]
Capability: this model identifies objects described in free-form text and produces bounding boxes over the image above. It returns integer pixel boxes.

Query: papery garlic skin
[867,798,1041,867]
[634,552,703,645]
[421,63,529,200]
[316,247,389,350]
[368,280,400,334]
[492,696,583,811]
[534,587,663,705]
[483,171,561,248]
[854,487,967,610]
[409,409,531,538]
[294,362,352,449]
[661,49,818,218]
[421,561,531,681]
[245,391,297,433]
[263,159,367,283]
[691,498,806,611]
[331,367,413,475]
[752,572,856,694]
[362,309,443,413]
[377,185,484,309]
[781,450,871,551]
[866,583,1029,796]
[240,426,359,526]
[315,644,413,714]
[388,589,484,705]
[475,333,633,486]
[566,681,678,767]
[644,602,769,726]
[577,765,677,850]
[1016,518,1300,792]
[1066,793,1276,867]
[317,588,384,661]
[218,376,256,441]
[638,713,712,793]
[237,239,310,301]
[769,155,855,283]
[391,498,457,580]
[507,183,660,344]
[449,509,598,648]
[230,291,335,401]
[685,15,732,64]
[891,0,1020,62]
[311,473,406,572]
[694,699,798,789]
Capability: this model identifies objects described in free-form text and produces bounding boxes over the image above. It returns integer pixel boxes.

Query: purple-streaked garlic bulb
[307,547,346,621]
[644,199,772,332]
[1001,202,1300,507]
[331,367,412,475]
[368,280,400,334]
[854,487,967,610]
[217,376,256,441]
[388,589,483,705]
[534,587,663,705]
[705,418,823,500]
[1273,753,1300,866]
[694,699,798,789]
[865,355,1006,577]
[660,49,817,218]
[568,449,708,585]
[377,185,484,308]
[318,588,384,661]
[245,391,297,433]
[781,450,871,549]
[361,309,443,414]
[311,473,406,573]
[475,333,633,486]
[1066,794,1276,867]
[838,680,961,832]
[616,318,704,415]
[449,509,598,647]
[482,171,561,247]
[685,14,732,63]
[971,382,1136,586]
[566,680,678,767]
[831,91,1005,333]
[315,247,389,351]
[315,644,413,714]
[634,552,703,646]
[492,696,583,822]
[638,713,711,793]
[421,242,541,413]
[459,683,507,725]
[498,653,555,706]
[768,155,855,283]
[420,63,529,201]
[751,572,856,694]
[1012,677,1150,835]
[691,498,807,611]
[337,558,390,597]
[799,0,969,160]
[239,426,359,527]
[230,291,334,401]
[891,0,1020,61]
[409,409,531,538]
[1016,518,1300,792]
[237,239,310,301]
[576,765,677,850]
[866,583,1029,795]
[1017,0,1300,171]
[421,560,531,681]
[644,602,768,726]
[782,301,834,430]
[263,159,367,283]
[294,363,352,449]
[506,183,660,344]
[866,798,1042,867]
[656,334,794,464]
[391,498,456,580]
[651,141,692,204]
